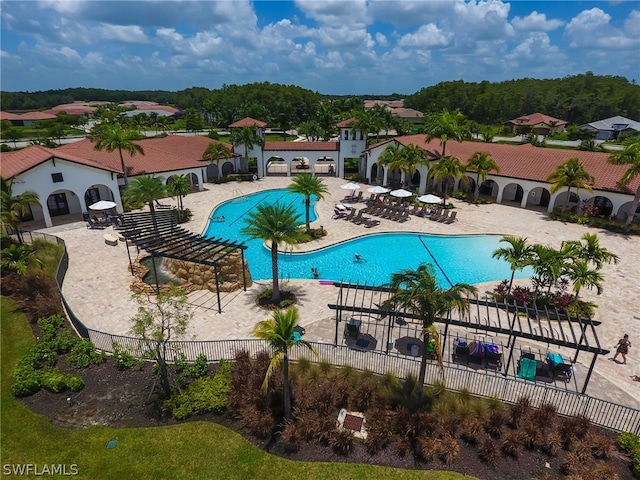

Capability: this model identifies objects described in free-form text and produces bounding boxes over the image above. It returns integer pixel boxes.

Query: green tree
[608,139,640,233]
[202,141,231,180]
[1,243,41,275]
[377,142,405,182]
[252,307,317,419]
[315,103,337,141]
[166,174,192,222]
[492,236,534,293]
[230,126,264,170]
[241,203,308,302]
[92,124,145,187]
[422,108,470,159]
[122,175,167,234]
[564,233,619,269]
[466,151,500,200]
[546,157,594,214]
[564,260,604,299]
[287,174,328,234]
[398,144,428,186]
[382,263,477,400]
[427,156,467,204]
[527,244,571,294]
[131,286,193,398]
[0,176,40,244]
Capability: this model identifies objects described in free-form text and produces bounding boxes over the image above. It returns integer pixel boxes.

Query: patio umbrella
[367,185,390,194]
[89,200,117,210]
[390,188,412,198]
[417,194,443,204]
[340,182,361,190]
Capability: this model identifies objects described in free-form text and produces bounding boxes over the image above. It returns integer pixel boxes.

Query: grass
[0,297,476,480]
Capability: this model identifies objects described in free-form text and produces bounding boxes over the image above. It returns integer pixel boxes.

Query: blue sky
[1,0,638,95]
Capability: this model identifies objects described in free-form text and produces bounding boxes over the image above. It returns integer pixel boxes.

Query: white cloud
[295,0,369,28]
[564,7,639,50]
[375,32,388,47]
[96,24,149,44]
[512,11,564,32]
[397,24,451,48]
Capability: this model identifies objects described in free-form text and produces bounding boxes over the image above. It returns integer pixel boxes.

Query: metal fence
[19,230,640,435]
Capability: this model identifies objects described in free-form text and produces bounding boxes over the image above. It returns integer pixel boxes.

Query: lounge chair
[354,191,363,202]
[397,210,410,223]
[363,218,379,228]
[342,209,356,221]
[344,318,361,339]
[443,211,457,224]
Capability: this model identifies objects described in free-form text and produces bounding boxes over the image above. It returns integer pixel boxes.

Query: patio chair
[351,210,366,224]
[342,209,356,221]
[354,191,363,202]
[396,210,410,223]
[344,318,361,338]
[436,210,451,222]
[443,211,457,224]
[363,218,379,228]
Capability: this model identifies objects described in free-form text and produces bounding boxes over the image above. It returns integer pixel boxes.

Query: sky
[1,0,639,95]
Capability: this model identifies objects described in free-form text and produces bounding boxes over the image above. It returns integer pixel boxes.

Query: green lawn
[1,297,476,480]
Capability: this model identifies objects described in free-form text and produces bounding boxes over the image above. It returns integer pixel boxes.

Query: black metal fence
[18,230,640,435]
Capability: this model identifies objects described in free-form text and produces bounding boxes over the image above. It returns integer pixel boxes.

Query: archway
[463,175,476,196]
[266,156,287,176]
[46,189,83,225]
[479,179,498,198]
[84,184,116,210]
[370,163,379,183]
[552,191,580,212]
[205,163,220,181]
[315,156,336,176]
[502,182,524,204]
[221,162,234,177]
[188,172,199,189]
[584,196,613,218]
[527,186,550,208]
[616,201,640,223]
[410,171,421,189]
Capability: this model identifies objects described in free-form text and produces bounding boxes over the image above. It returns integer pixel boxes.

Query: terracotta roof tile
[264,141,338,151]
[0,111,23,121]
[507,112,567,126]
[229,117,268,128]
[390,135,638,194]
[336,118,357,128]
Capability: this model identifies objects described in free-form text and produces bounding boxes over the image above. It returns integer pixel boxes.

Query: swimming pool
[204,189,530,287]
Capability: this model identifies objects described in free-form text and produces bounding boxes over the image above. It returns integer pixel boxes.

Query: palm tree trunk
[508,270,516,293]
[474,173,481,201]
[624,187,640,234]
[416,331,429,400]
[271,242,280,301]
[283,353,291,419]
[305,198,310,234]
[118,147,128,186]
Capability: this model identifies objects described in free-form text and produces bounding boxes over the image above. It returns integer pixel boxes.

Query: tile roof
[18,111,58,121]
[336,118,357,128]
[264,141,339,151]
[47,104,97,115]
[389,135,639,195]
[0,111,22,121]
[391,108,424,119]
[580,116,640,131]
[507,112,567,126]
[56,136,230,177]
[229,117,268,128]
[0,145,119,179]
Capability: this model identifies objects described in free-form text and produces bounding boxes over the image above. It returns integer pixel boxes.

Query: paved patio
[38,176,640,409]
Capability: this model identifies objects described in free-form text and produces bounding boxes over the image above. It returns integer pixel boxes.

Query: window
[343,130,348,140]
[51,173,63,183]
[351,144,358,155]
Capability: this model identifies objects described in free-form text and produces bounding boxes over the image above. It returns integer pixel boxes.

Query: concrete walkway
[40,176,640,409]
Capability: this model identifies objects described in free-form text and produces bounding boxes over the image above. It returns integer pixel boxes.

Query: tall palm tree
[565,259,604,299]
[230,126,264,171]
[564,233,619,269]
[422,109,470,159]
[466,151,500,200]
[608,139,640,233]
[398,143,428,186]
[202,141,231,180]
[241,203,308,302]
[166,174,192,222]
[252,307,317,419]
[546,157,594,214]
[377,142,404,183]
[287,174,328,234]
[492,236,534,293]
[122,175,167,235]
[427,156,467,204]
[382,263,477,400]
[0,177,40,244]
[92,124,145,187]
[527,244,571,294]
[352,108,377,144]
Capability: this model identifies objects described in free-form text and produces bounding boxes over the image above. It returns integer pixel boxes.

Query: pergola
[119,210,247,313]
[328,282,609,394]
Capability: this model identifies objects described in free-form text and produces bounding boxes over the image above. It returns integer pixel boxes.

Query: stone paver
[41,176,640,409]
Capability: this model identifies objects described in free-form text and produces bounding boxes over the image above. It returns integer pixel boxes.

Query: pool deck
[41,176,640,409]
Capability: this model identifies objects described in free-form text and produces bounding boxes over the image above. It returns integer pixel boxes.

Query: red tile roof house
[0,111,58,127]
[363,134,639,222]
[505,113,568,136]
[0,136,237,228]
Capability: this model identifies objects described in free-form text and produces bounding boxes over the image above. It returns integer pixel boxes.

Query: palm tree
[565,260,604,299]
[166,174,192,222]
[1,243,41,275]
[608,139,640,233]
[492,236,534,293]
[422,109,470,159]
[287,174,328,234]
[92,124,145,187]
[382,263,477,400]
[428,156,467,204]
[202,141,231,180]
[527,244,571,294]
[241,203,308,302]
[398,144,428,186]
[231,126,264,171]
[0,177,40,244]
[122,175,167,235]
[377,142,404,184]
[466,151,500,201]
[352,109,377,144]
[252,307,317,419]
[564,233,619,269]
[546,157,594,214]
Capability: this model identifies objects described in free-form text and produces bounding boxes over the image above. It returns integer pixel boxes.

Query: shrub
[27,342,57,369]
[175,354,209,386]
[542,429,563,457]
[67,339,106,368]
[501,431,523,458]
[438,435,459,465]
[329,428,354,456]
[478,436,499,465]
[112,343,134,370]
[460,417,485,446]
[417,437,439,462]
[280,419,302,453]
[616,431,640,477]
[589,434,613,459]
[11,365,42,397]
[41,369,68,393]
[52,330,79,354]
[560,452,582,476]
[164,360,231,419]
[37,314,65,342]
[65,375,85,392]
[484,410,507,438]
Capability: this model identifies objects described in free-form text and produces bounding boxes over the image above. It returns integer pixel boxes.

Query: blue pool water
[204,189,530,287]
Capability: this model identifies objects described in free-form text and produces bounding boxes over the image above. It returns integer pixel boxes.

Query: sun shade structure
[119,210,247,313]
[417,194,443,204]
[390,188,412,198]
[340,182,361,190]
[328,281,609,394]
[367,185,390,194]
[89,200,117,210]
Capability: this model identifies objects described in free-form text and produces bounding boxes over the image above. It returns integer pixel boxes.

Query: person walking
[613,334,631,364]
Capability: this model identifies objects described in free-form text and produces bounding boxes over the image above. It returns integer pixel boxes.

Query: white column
[496,186,504,204]
[520,189,529,208]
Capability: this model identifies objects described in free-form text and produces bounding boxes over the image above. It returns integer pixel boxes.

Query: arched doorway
[479,179,497,197]
[221,162,234,177]
[410,171,421,189]
[46,189,82,223]
[266,156,287,176]
[188,172,200,189]
[502,182,524,203]
[84,184,116,209]
[584,196,613,218]
[370,164,379,183]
